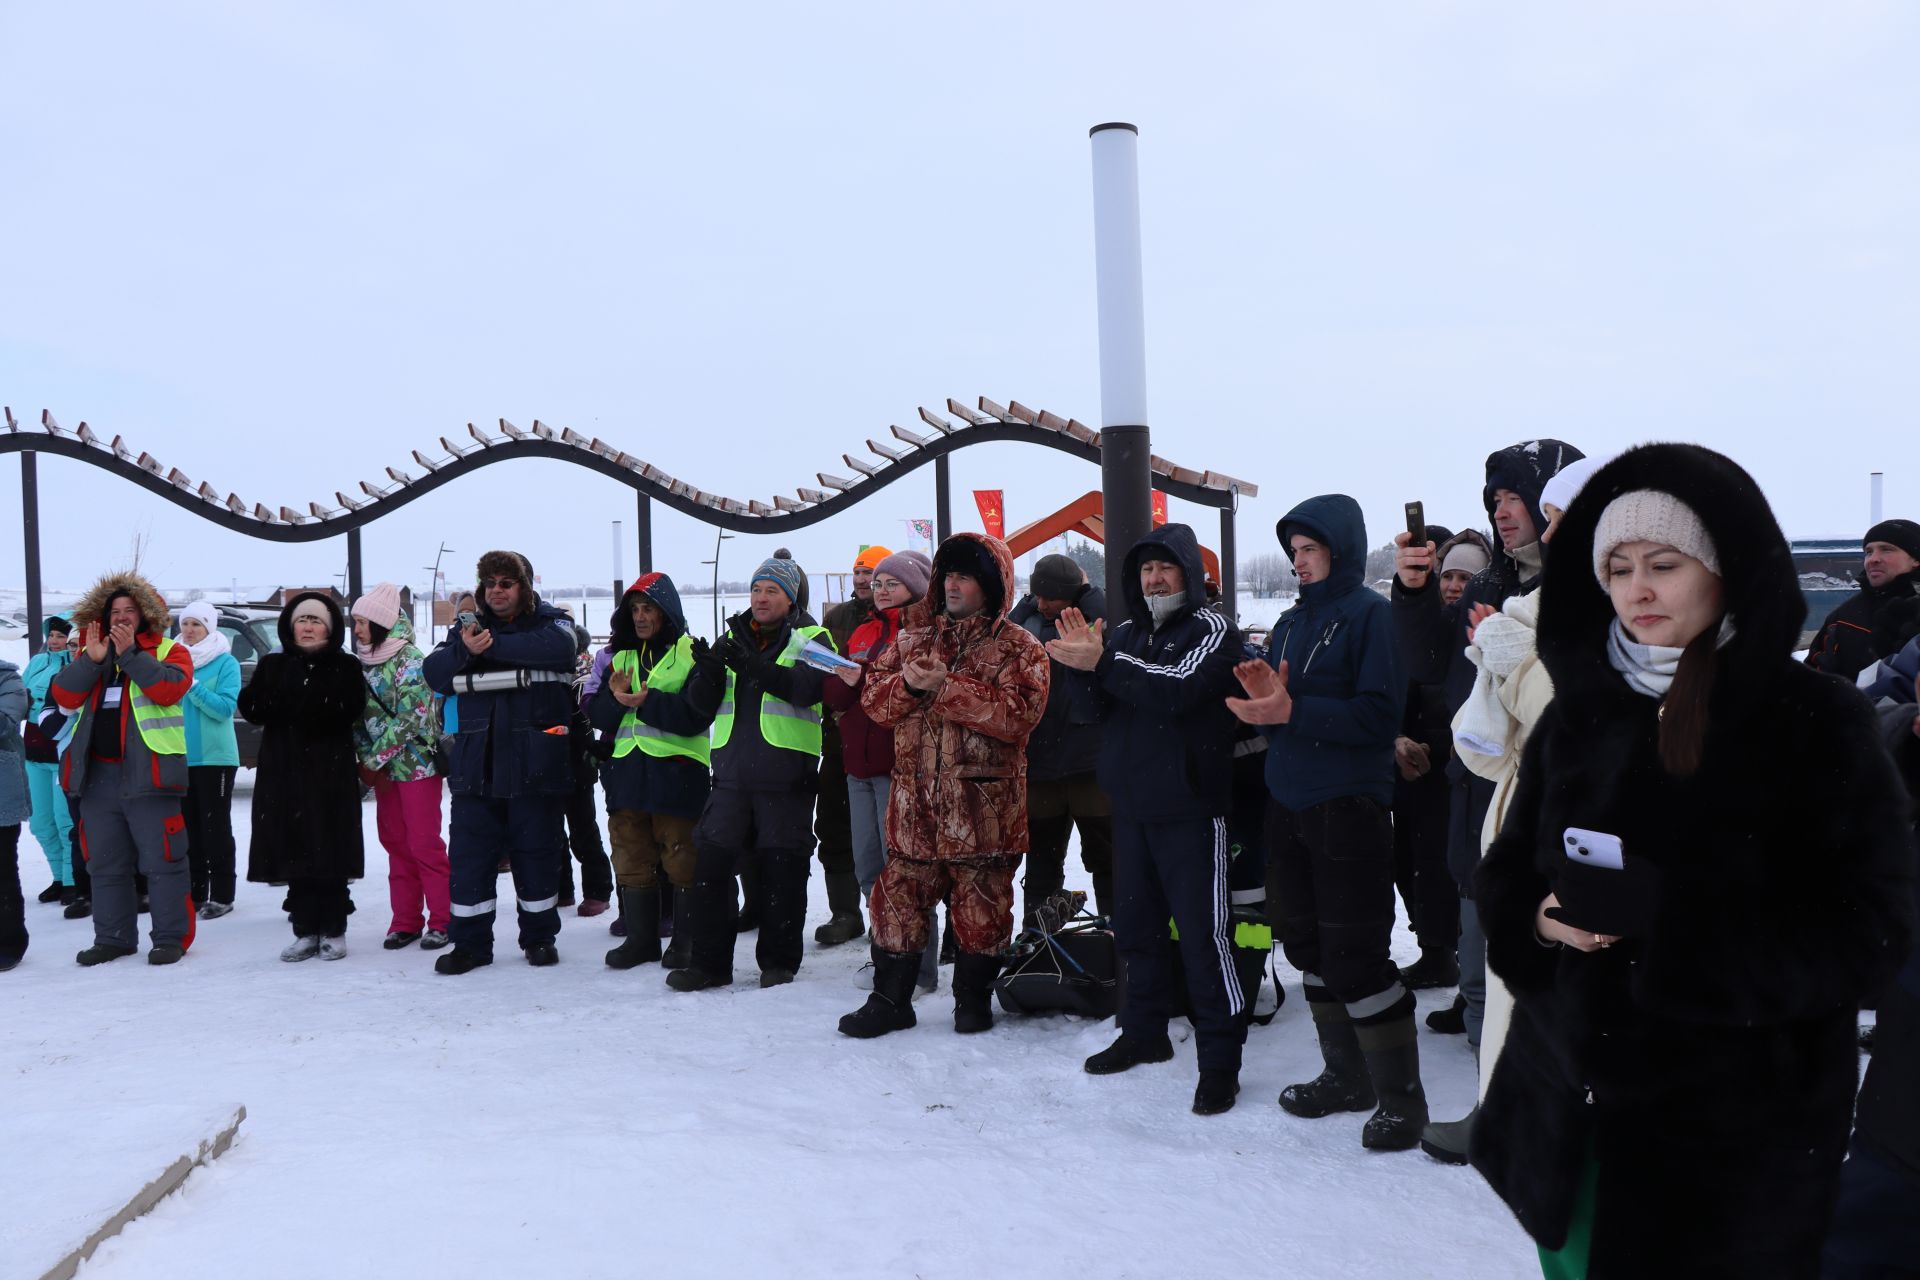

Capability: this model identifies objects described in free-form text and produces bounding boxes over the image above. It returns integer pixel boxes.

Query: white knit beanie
[290,598,334,631]
[1592,490,1720,583]
[1441,542,1490,576]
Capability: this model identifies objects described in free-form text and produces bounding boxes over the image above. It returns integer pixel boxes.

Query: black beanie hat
[1865,519,1920,563]
[1030,554,1083,601]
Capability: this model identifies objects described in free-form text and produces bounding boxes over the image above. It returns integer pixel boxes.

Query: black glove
[688,636,712,663]
[714,632,751,673]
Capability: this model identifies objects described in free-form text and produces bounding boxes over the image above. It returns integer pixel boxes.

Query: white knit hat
[178,600,221,634]
[1441,541,1490,577]
[1540,453,1612,516]
[1592,489,1720,583]
[290,597,334,631]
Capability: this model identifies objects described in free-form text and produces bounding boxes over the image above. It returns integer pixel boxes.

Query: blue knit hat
[753,556,804,604]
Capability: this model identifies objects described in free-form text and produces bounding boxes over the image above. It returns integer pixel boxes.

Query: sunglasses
[480,578,519,590]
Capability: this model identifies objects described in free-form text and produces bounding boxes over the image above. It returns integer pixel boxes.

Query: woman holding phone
[1472,444,1915,1278]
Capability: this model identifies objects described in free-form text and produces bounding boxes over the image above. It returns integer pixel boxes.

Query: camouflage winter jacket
[863,533,1049,861]
[353,611,439,783]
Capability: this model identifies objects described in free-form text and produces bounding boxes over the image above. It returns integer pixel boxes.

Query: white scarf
[1607,617,1734,699]
[185,627,231,669]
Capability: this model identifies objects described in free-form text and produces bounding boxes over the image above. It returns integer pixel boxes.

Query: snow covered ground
[1,779,1535,1280]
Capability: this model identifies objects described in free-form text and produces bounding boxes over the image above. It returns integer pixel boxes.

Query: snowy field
[1,779,1535,1280]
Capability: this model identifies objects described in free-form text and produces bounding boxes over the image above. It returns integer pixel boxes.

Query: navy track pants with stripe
[1113,815,1247,1072]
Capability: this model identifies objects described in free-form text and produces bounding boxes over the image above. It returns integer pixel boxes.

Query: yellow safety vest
[610,639,711,767]
[75,636,188,756]
[710,625,833,757]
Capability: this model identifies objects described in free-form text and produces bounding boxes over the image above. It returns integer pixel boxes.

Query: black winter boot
[838,948,921,1038]
[1278,1002,1377,1118]
[1399,946,1460,990]
[1357,1017,1430,1152]
[433,948,493,976]
[1426,992,1467,1034]
[814,870,865,947]
[606,887,663,969]
[669,877,737,989]
[951,952,1001,1034]
[1084,1032,1176,1075]
[1192,1070,1241,1116]
[76,942,138,967]
[660,887,693,970]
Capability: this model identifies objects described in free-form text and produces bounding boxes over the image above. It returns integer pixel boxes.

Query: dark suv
[171,607,279,768]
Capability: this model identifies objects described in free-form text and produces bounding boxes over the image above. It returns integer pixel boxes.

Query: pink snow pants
[375,775,451,933]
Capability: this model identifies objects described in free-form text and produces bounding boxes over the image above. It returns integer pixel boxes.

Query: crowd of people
[2,439,1917,1277]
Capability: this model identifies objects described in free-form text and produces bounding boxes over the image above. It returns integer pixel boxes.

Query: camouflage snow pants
[869,854,1018,956]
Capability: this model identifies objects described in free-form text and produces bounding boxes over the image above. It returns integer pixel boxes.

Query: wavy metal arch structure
[5,397,1256,645]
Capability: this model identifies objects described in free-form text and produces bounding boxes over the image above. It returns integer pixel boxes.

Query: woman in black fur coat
[1470,443,1916,1278]
[239,592,368,961]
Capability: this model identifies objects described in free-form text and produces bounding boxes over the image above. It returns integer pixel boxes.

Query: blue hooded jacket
[1264,494,1404,810]
[1075,523,1242,822]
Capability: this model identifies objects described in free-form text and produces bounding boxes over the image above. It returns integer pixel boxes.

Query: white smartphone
[1562,827,1625,871]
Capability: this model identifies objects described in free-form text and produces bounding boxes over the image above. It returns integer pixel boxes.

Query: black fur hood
[1536,443,1804,710]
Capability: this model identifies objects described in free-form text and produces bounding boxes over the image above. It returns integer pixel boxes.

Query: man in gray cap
[1010,553,1114,923]
[668,552,837,991]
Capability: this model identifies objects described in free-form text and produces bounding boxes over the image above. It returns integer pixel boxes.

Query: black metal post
[346,527,364,601]
[935,454,952,544]
[22,452,42,657]
[1100,426,1151,610]
[635,491,653,571]
[1218,499,1238,619]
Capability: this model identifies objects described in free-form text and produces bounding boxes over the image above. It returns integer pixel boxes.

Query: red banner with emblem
[1151,491,1168,527]
[974,490,1005,540]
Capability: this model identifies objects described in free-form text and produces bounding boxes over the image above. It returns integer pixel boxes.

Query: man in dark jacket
[1229,494,1428,1150]
[423,551,581,974]
[1011,553,1114,924]
[812,545,889,947]
[1392,439,1583,1045]
[589,573,717,970]
[1047,525,1247,1115]
[667,555,833,991]
[1393,525,1462,989]
[1806,518,1920,681]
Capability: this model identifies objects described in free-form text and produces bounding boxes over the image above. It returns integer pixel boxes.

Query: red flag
[1151,491,1169,527]
[973,490,1005,540]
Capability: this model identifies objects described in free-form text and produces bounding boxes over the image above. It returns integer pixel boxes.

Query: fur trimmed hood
[69,571,170,635]
[1536,442,1803,711]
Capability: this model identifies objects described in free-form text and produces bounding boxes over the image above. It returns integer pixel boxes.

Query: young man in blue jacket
[423,551,581,973]
[1228,494,1429,1150]
[1048,524,1248,1115]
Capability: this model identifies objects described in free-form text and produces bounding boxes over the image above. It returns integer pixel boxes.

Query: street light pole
[1090,121,1152,611]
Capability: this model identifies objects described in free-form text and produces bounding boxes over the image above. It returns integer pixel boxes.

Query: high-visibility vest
[710,624,832,757]
[610,639,711,767]
[75,636,188,756]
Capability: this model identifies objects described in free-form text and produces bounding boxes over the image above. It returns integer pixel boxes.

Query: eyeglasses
[871,578,904,592]
[481,578,518,590]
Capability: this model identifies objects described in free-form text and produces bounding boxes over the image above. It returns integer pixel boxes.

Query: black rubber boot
[605,886,663,969]
[1399,946,1460,990]
[1092,871,1115,922]
[1357,1017,1431,1152]
[660,887,693,970]
[1084,1032,1175,1075]
[838,948,921,1038]
[76,943,138,967]
[669,876,737,990]
[814,870,866,947]
[1278,1002,1378,1118]
[951,952,1001,1034]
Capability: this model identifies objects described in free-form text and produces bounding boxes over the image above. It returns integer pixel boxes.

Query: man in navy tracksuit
[1227,494,1429,1151]
[424,551,581,974]
[1049,524,1247,1116]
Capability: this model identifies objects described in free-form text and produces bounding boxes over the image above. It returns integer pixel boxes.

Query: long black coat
[240,593,367,882]
[1471,445,1917,1279]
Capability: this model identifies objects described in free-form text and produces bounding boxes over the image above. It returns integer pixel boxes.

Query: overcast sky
[3,3,1915,612]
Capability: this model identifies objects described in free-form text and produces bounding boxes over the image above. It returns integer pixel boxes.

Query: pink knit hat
[351,582,402,630]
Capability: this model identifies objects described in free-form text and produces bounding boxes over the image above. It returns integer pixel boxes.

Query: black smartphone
[1404,501,1426,548]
